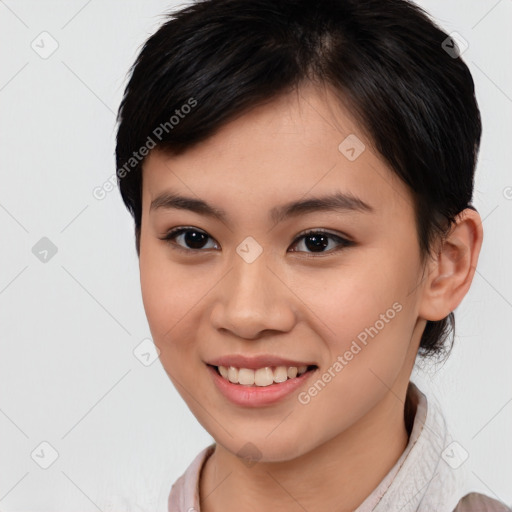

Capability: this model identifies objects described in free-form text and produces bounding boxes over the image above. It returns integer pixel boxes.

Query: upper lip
[206,354,317,369]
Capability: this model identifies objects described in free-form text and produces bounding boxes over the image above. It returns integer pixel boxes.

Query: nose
[209,251,296,340]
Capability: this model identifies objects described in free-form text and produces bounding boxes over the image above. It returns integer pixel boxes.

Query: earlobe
[418,208,484,322]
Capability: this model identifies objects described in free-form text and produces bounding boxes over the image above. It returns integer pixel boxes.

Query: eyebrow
[149,190,374,224]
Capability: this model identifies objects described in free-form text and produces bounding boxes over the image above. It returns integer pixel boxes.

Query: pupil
[305,234,328,252]
[185,231,207,249]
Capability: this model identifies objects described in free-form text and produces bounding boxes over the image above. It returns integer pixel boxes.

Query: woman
[115,0,510,510]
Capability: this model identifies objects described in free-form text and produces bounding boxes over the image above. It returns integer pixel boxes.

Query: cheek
[138,245,214,350]
[290,277,417,447]
[139,241,184,342]
[296,253,419,371]
[296,263,404,334]
[139,261,199,390]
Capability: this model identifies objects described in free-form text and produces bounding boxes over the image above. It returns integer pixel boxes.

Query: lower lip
[206,364,317,408]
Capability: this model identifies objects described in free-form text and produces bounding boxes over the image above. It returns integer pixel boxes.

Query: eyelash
[159,226,354,257]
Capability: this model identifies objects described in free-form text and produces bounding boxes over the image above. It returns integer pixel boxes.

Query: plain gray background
[0,0,511,510]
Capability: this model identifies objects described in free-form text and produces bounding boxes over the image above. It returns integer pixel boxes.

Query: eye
[159,226,219,252]
[159,227,353,256]
[289,229,354,255]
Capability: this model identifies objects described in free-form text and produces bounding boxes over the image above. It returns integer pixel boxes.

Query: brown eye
[289,230,353,255]
[160,227,219,252]
[159,227,353,256]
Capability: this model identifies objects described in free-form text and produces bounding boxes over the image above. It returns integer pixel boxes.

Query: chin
[215,429,313,464]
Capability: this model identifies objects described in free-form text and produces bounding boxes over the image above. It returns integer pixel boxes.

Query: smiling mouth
[208,364,318,387]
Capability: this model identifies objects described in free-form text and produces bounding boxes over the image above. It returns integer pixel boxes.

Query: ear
[417,208,484,322]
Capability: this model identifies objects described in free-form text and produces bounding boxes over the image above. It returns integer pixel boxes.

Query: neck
[200,386,412,512]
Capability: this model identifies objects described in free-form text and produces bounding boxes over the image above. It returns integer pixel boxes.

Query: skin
[139,82,483,512]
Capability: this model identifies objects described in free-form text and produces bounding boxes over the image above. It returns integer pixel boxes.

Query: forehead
[141,84,414,222]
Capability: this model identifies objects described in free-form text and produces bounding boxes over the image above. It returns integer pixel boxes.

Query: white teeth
[274,366,288,383]
[238,368,255,386]
[217,364,312,386]
[227,366,238,383]
[255,367,274,386]
[287,366,298,379]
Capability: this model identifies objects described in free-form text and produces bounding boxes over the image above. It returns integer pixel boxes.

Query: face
[139,84,428,462]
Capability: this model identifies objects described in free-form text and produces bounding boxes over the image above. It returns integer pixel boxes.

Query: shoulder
[168,443,216,511]
[453,492,511,512]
